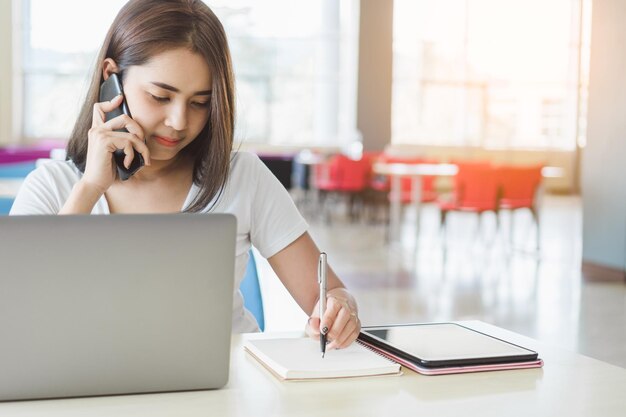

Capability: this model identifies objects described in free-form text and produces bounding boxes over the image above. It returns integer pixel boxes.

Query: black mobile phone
[99,73,145,181]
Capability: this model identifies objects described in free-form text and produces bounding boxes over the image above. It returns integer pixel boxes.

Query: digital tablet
[358,323,539,368]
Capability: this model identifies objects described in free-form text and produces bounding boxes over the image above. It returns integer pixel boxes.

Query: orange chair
[495,164,543,247]
[313,154,371,222]
[437,163,500,242]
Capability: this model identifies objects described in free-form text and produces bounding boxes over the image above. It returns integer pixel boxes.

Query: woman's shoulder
[10,160,83,215]
[29,159,82,183]
[229,151,265,177]
[217,150,283,200]
[230,150,262,166]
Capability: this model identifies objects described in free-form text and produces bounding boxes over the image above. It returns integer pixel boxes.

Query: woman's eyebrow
[150,81,212,96]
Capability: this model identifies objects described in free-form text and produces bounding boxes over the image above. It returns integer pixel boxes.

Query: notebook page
[244,337,400,380]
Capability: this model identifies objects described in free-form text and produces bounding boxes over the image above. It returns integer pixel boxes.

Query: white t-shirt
[10,151,309,333]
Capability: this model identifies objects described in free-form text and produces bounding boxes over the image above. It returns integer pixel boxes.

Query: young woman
[11,0,361,349]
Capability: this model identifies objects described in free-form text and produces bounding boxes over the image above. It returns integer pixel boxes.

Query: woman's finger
[326,306,353,348]
[103,113,143,137]
[329,314,361,349]
[92,95,124,126]
[122,142,135,169]
[332,323,361,350]
[105,114,146,146]
[101,132,151,165]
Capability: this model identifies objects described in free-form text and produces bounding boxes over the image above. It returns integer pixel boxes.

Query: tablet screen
[360,323,537,366]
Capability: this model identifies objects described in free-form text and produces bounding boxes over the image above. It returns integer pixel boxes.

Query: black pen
[318,252,327,358]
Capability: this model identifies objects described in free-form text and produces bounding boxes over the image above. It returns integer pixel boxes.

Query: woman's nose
[164,103,188,131]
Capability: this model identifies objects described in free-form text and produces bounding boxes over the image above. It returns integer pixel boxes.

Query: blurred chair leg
[348,193,357,222]
[475,212,483,244]
[509,209,515,246]
[318,190,332,224]
[375,192,390,225]
[356,191,368,223]
[476,211,496,246]
[351,192,365,223]
[531,206,540,250]
[440,209,448,247]
[415,205,421,245]
[490,210,501,247]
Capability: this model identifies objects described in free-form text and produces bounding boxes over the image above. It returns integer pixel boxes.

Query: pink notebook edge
[358,340,543,376]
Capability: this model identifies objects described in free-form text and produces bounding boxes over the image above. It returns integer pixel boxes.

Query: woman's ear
[102,58,120,81]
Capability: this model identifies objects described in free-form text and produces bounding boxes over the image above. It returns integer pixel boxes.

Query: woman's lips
[153,136,180,148]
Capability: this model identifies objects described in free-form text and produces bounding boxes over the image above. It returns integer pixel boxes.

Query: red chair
[437,163,500,242]
[495,164,543,248]
[313,154,371,222]
[314,155,341,192]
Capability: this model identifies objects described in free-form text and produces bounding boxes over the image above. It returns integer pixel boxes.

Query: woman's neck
[129,155,191,183]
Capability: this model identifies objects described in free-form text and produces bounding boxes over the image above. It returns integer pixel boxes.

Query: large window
[212,0,359,146]
[19,0,128,140]
[392,0,591,150]
[17,0,359,147]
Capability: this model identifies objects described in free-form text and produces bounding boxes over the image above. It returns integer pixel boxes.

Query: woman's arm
[268,232,361,349]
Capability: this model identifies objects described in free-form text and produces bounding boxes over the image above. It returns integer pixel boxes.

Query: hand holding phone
[99,73,145,180]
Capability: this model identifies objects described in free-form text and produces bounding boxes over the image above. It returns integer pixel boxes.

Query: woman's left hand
[305,287,361,350]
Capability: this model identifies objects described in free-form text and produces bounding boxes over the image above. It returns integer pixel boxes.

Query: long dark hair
[67,0,235,212]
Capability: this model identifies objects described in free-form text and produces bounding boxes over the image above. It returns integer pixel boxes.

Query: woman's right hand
[82,94,151,193]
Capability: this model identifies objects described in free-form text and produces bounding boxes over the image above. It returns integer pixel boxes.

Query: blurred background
[1,0,624,368]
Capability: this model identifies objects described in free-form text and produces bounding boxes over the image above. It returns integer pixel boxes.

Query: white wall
[582,0,626,270]
[0,0,14,145]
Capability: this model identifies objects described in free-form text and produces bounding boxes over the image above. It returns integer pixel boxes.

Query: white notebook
[243,337,401,380]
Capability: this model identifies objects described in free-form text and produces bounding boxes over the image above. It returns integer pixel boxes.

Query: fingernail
[322,326,328,335]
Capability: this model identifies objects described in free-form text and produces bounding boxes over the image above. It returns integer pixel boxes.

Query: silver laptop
[0,213,236,401]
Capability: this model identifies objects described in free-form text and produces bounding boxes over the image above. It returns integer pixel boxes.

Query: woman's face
[119,48,212,162]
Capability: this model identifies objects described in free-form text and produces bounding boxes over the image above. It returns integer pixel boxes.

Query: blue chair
[0,198,13,215]
[240,250,265,331]
[0,161,35,215]
[0,161,38,178]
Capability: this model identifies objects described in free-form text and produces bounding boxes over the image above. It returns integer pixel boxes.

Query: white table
[373,162,458,242]
[2,321,625,417]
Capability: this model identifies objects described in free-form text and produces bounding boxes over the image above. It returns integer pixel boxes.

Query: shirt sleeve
[9,162,73,215]
[247,154,309,259]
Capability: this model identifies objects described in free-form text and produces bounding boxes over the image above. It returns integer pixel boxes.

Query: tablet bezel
[358,322,539,368]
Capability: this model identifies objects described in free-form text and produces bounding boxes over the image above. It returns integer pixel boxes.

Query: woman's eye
[192,101,210,108]
[150,94,170,103]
